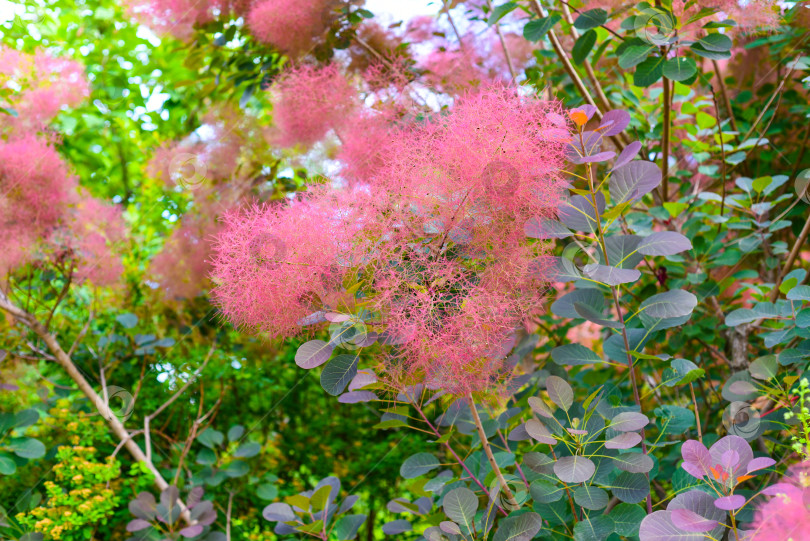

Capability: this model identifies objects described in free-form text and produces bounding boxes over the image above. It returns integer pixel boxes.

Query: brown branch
[0,288,194,524]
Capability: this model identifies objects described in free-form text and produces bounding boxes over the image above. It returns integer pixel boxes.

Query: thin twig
[467,394,519,509]
[712,59,739,134]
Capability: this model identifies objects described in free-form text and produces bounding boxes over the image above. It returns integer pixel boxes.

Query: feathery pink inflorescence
[214,83,567,395]
[147,106,254,187]
[0,135,77,274]
[0,48,89,133]
[337,109,401,183]
[211,185,378,337]
[57,195,127,287]
[247,0,334,57]
[270,64,358,148]
[150,208,223,300]
[750,461,810,540]
[125,0,252,41]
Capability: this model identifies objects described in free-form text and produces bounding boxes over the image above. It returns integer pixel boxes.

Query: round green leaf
[320,355,359,396]
[400,453,441,479]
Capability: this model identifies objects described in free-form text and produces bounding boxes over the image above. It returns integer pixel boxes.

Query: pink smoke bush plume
[0,135,77,275]
[151,209,223,300]
[0,48,89,133]
[270,64,357,148]
[213,84,568,395]
[750,460,810,540]
[57,195,127,287]
[211,186,376,338]
[248,0,334,57]
[125,0,251,41]
[147,105,262,187]
[589,0,781,33]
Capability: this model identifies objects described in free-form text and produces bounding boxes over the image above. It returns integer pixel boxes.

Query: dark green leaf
[523,14,562,42]
[572,30,597,65]
[574,9,608,30]
[320,355,359,396]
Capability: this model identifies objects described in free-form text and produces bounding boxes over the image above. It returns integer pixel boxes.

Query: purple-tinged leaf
[507,422,531,441]
[640,511,706,541]
[339,495,359,514]
[545,375,573,411]
[640,289,698,319]
[746,457,776,474]
[580,105,598,120]
[554,455,595,484]
[668,490,725,533]
[338,391,377,404]
[126,519,152,532]
[161,486,179,508]
[558,193,605,233]
[714,494,745,510]
[440,521,462,535]
[681,461,706,480]
[613,141,642,170]
[400,453,441,479]
[610,412,649,432]
[443,487,477,532]
[599,110,631,136]
[606,432,642,449]
[298,311,327,326]
[728,381,758,395]
[179,525,204,538]
[528,396,555,418]
[613,453,654,474]
[637,232,693,256]
[574,150,616,164]
[720,449,740,469]
[583,263,641,285]
[387,498,418,514]
[610,160,662,205]
[567,428,588,435]
[348,370,376,391]
[525,419,557,445]
[263,503,295,522]
[324,312,351,322]
[709,436,753,473]
[524,217,572,239]
[295,340,334,369]
[129,493,157,520]
[354,331,378,347]
[681,440,711,475]
[0,383,19,392]
[760,483,799,497]
[414,496,432,515]
[382,520,411,535]
[670,508,718,533]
